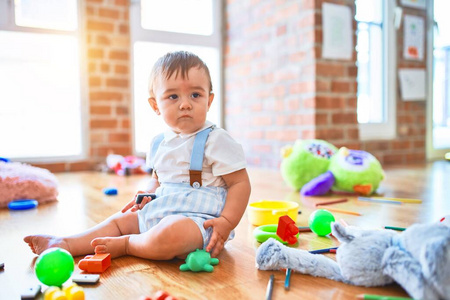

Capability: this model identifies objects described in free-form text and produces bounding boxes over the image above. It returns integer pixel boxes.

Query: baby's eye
[168,94,178,100]
[191,93,200,99]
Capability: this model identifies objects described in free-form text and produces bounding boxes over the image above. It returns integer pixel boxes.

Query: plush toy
[301,147,384,196]
[0,161,58,208]
[106,153,148,176]
[280,139,338,191]
[256,217,450,300]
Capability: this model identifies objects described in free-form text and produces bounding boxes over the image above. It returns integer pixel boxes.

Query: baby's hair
[148,51,213,97]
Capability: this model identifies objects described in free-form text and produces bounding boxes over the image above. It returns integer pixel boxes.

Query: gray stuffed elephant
[256,217,450,300]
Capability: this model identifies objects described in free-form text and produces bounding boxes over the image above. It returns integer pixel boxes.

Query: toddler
[24,51,251,260]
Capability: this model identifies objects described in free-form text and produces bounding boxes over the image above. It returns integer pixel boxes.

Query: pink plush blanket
[0,161,58,208]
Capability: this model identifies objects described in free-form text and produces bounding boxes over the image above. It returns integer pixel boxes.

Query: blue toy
[103,187,118,195]
[8,199,38,210]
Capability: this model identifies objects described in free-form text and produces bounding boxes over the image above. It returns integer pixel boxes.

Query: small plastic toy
[254,224,291,244]
[106,153,148,176]
[71,274,100,285]
[276,215,299,245]
[78,253,111,273]
[135,193,156,204]
[247,200,299,226]
[35,248,74,287]
[44,283,84,300]
[179,249,219,272]
[102,187,118,196]
[20,284,41,299]
[8,199,38,210]
[139,290,178,300]
[308,209,335,236]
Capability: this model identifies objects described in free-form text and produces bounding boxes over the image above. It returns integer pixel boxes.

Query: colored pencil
[316,206,362,216]
[370,197,422,204]
[309,247,338,254]
[265,274,274,300]
[314,198,348,207]
[384,226,406,231]
[297,226,312,232]
[358,197,402,205]
[356,294,413,300]
[284,268,292,290]
[329,248,337,253]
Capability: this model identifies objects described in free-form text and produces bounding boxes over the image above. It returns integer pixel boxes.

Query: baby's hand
[121,191,154,213]
[203,216,233,258]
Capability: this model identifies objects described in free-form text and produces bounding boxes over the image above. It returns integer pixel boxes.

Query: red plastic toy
[276,215,299,245]
[78,253,111,273]
[139,290,178,300]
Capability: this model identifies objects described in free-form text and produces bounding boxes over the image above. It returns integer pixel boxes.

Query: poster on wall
[398,68,426,101]
[400,0,426,10]
[403,15,424,61]
[322,3,353,60]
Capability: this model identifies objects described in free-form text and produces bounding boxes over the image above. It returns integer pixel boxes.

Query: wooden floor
[1,161,449,299]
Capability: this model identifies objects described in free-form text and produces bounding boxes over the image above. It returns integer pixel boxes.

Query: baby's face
[150,67,213,135]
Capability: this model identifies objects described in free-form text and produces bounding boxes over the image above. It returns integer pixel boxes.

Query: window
[427,0,450,158]
[355,0,396,140]
[130,0,222,154]
[0,0,84,161]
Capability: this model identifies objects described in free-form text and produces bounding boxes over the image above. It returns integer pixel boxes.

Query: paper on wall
[322,3,353,60]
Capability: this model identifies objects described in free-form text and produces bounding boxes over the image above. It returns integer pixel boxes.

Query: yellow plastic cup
[247,200,299,226]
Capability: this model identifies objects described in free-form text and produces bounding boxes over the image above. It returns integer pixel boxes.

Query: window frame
[129,0,224,156]
[426,0,450,160]
[357,0,397,141]
[0,0,88,163]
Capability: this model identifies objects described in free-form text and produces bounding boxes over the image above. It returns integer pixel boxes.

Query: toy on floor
[308,209,335,236]
[276,215,299,245]
[0,161,58,208]
[140,290,178,300]
[106,153,148,176]
[78,253,111,273]
[44,283,84,300]
[180,249,219,272]
[280,139,338,191]
[301,147,384,196]
[256,216,450,300]
[35,248,74,287]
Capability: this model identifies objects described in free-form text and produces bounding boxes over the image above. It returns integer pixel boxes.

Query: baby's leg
[24,211,140,256]
[92,215,203,260]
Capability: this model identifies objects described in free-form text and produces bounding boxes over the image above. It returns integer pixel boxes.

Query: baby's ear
[331,222,354,243]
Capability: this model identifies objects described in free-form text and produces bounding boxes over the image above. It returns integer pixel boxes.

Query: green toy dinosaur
[179,249,219,272]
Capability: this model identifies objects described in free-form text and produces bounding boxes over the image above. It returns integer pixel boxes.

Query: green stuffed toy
[329,147,384,195]
[300,147,384,196]
[280,139,338,191]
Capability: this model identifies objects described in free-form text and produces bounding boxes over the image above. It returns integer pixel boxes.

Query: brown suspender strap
[189,170,203,188]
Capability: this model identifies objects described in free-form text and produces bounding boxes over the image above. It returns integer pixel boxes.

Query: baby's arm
[203,169,251,257]
[121,172,160,213]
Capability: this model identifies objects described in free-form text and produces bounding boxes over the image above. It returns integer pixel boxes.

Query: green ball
[309,209,335,236]
[35,247,74,286]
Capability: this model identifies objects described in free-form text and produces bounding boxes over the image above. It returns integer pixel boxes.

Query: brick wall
[37,0,429,172]
[225,0,429,168]
[36,0,132,172]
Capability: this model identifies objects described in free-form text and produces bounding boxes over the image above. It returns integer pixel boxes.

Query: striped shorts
[137,182,234,248]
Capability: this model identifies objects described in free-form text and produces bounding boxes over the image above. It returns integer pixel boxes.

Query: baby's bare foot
[91,236,129,258]
[23,235,70,255]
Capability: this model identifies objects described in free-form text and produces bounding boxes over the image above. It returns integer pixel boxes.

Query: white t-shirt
[146,121,247,187]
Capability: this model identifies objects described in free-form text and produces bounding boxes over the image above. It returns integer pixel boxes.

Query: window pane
[0,31,82,158]
[432,0,450,149]
[133,42,220,153]
[15,0,78,31]
[355,0,384,124]
[141,0,213,36]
